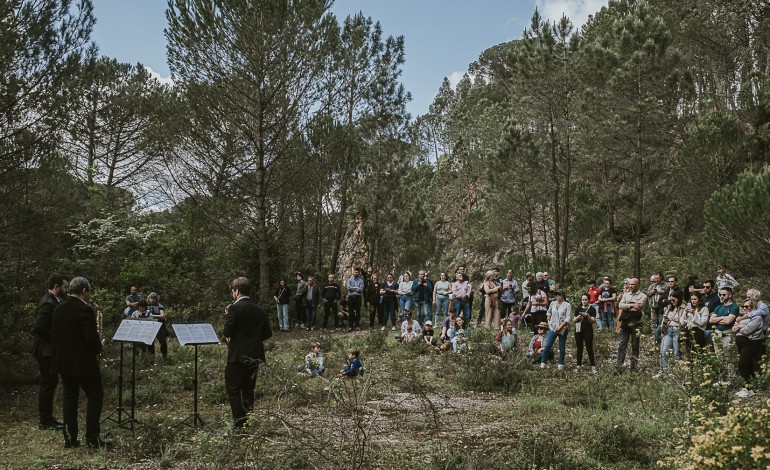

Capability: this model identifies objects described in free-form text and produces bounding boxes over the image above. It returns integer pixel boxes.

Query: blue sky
[91,0,606,117]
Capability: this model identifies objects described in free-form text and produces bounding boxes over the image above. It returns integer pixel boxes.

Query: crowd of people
[287,265,767,397]
[30,265,766,445]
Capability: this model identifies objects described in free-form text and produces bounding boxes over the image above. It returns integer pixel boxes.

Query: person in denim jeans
[659,292,685,371]
[398,272,414,321]
[541,289,571,370]
[598,278,618,331]
[433,272,451,327]
[451,272,472,324]
[412,271,433,326]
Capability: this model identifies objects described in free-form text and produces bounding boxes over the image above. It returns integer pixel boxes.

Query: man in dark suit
[223,277,272,427]
[32,273,69,430]
[51,277,110,449]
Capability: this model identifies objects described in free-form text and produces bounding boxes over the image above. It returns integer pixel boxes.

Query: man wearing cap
[616,278,648,373]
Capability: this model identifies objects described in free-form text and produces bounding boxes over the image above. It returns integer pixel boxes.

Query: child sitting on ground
[339,347,364,379]
[421,320,437,347]
[303,342,325,376]
[452,328,468,352]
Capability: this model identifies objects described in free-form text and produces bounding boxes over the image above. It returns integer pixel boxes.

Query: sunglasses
[742,305,751,309]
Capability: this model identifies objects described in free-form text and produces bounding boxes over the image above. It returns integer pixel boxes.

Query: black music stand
[101,341,136,431]
[104,319,162,432]
[173,323,220,429]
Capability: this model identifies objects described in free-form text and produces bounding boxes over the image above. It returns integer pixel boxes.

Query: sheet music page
[173,323,220,346]
[112,319,163,345]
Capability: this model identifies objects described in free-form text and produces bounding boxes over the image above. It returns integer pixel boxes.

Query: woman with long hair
[273,278,290,331]
[573,294,597,373]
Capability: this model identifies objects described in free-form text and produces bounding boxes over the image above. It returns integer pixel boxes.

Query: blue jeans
[382,299,397,327]
[415,300,431,325]
[399,295,413,320]
[599,307,615,330]
[276,303,289,330]
[454,299,471,324]
[305,306,316,329]
[435,295,449,325]
[542,329,569,365]
[660,327,680,369]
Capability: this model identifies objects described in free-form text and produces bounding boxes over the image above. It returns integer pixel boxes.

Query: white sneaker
[391,326,396,331]
[557,364,564,371]
[736,388,755,398]
[380,326,385,331]
[539,362,546,369]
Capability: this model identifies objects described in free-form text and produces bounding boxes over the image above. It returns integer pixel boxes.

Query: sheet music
[173,323,220,346]
[112,319,163,345]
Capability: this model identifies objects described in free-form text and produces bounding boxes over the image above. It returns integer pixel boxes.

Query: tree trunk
[330,143,352,274]
[548,113,561,278]
[254,164,271,302]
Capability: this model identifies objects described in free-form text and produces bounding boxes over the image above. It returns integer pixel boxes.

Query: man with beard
[32,273,69,431]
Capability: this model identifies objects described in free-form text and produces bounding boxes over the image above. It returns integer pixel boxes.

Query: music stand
[173,323,220,429]
[103,319,162,432]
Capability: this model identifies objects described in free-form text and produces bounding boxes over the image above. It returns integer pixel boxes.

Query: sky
[91,0,607,118]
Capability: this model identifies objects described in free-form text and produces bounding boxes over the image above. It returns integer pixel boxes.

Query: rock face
[334,180,529,281]
[337,209,369,277]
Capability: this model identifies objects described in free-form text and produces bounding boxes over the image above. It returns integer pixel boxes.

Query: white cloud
[536,0,608,28]
[447,70,466,88]
[144,66,174,86]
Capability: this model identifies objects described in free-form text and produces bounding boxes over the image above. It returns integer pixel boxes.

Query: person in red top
[586,279,600,313]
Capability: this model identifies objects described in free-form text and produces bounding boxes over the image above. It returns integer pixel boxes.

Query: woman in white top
[396,311,421,343]
[433,272,451,327]
[398,272,414,321]
[541,289,571,369]
[686,293,710,350]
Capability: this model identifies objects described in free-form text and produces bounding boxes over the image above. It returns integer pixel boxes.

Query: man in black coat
[223,277,272,427]
[51,276,110,449]
[32,273,69,430]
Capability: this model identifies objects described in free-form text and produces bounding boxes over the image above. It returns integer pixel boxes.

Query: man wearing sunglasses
[709,287,739,375]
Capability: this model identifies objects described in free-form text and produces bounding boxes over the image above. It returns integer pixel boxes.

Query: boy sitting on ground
[339,347,364,379]
[302,342,325,376]
[421,320,437,347]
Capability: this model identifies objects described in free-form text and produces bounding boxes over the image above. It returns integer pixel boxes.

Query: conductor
[223,277,272,428]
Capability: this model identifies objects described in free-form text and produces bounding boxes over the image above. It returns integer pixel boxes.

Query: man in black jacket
[223,277,272,428]
[52,276,110,449]
[32,273,69,431]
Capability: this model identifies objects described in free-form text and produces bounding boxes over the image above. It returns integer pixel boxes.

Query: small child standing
[339,347,364,379]
[303,342,325,376]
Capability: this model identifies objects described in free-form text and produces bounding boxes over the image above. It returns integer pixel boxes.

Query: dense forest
[2,0,770,371]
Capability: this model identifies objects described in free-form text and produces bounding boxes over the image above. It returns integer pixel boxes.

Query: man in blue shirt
[346,268,365,330]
